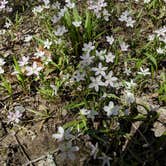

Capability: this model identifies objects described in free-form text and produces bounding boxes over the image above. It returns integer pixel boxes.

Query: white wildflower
[125,79,137,90]
[103,9,110,21]
[80,108,90,115]
[18,56,29,67]
[0,0,8,10]
[73,70,86,82]
[54,25,68,36]
[11,68,19,75]
[123,68,132,76]
[51,2,60,10]
[144,0,151,3]
[52,126,74,142]
[72,21,82,27]
[105,52,115,63]
[0,29,6,35]
[26,62,43,76]
[0,58,5,66]
[32,5,43,14]
[88,0,107,18]
[24,35,33,42]
[88,142,99,159]
[120,42,129,51]
[0,67,4,74]
[106,35,114,45]
[52,126,64,141]
[51,15,60,24]
[103,101,119,117]
[14,105,25,112]
[65,0,75,9]
[80,52,95,66]
[59,142,79,161]
[154,26,166,37]
[50,84,58,96]
[7,110,22,124]
[89,75,105,92]
[96,49,106,61]
[34,49,45,58]
[58,7,67,18]
[44,39,52,49]
[82,42,95,53]
[43,0,50,8]
[119,10,135,28]
[80,108,98,120]
[159,36,166,44]
[137,67,151,76]
[156,47,164,54]
[4,20,12,28]
[87,110,98,120]
[126,17,135,28]
[91,63,108,77]
[125,90,135,104]
[98,153,112,166]
[104,71,118,87]
[118,10,130,22]
[148,34,155,41]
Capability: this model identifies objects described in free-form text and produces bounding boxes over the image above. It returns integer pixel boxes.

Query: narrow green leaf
[146,53,157,69]
[64,102,85,110]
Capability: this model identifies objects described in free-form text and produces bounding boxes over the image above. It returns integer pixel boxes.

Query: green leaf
[64,10,72,27]
[145,53,157,69]
[63,119,82,129]
[0,76,12,95]
[85,10,92,40]
[64,101,85,110]
[13,57,25,86]
[73,8,80,20]
[107,93,121,100]
[85,10,90,29]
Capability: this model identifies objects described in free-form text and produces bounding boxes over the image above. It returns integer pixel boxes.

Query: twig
[0,91,23,102]
[127,147,144,164]
[0,135,7,143]
[22,149,59,166]
[136,102,150,112]
[122,121,143,152]
[14,133,35,166]
[132,122,149,146]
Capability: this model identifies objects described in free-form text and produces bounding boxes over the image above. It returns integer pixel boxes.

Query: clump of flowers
[119,10,136,28]
[52,126,79,161]
[0,0,165,165]
[88,0,110,21]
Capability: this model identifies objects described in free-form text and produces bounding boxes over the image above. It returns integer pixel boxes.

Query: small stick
[14,133,35,166]
[23,149,59,166]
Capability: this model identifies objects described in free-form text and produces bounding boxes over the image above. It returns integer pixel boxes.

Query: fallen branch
[23,148,59,166]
